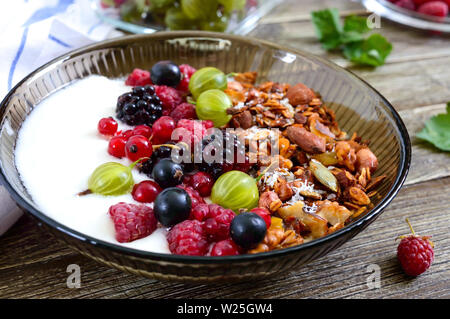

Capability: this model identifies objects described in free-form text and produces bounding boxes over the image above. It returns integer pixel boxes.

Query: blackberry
[116,85,163,126]
[197,130,249,179]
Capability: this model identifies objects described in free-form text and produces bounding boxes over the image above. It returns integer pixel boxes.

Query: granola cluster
[226,72,386,251]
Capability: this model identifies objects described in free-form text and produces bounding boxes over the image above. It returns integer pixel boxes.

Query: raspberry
[167,220,208,256]
[175,119,214,147]
[170,102,197,122]
[204,204,236,241]
[125,68,152,87]
[417,1,448,16]
[154,85,182,113]
[191,203,210,222]
[210,239,241,256]
[108,202,157,243]
[395,0,416,10]
[176,64,197,92]
[177,184,205,209]
[397,219,434,276]
[187,171,214,197]
[412,0,433,6]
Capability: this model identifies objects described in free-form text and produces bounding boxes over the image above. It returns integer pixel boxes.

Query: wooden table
[1,0,449,299]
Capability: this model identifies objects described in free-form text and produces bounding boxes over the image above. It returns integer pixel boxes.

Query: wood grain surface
[0,0,449,299]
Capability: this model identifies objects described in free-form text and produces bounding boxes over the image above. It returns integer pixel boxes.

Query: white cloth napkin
[0,0,122,235]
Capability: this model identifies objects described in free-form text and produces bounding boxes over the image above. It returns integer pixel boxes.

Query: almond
[286,126,326,154]
[286,83,314,105]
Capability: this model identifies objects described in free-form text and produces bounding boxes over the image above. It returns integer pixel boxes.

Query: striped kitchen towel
[0,0,121,235]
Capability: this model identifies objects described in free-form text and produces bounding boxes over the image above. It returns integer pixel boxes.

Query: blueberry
[150,60,181,87]
[230,213,267,249]
[152,158,184,188]
[154,187,191,227]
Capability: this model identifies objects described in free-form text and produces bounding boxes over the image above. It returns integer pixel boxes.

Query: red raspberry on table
[167,220,208,256]
[177,184,205,209]
[170,102,197,122]
[417,1,449,16]
[125,68,152,87]
[397,218,434,276]
[154,85,182,113]
[395,0,416,10]
[176,64,197,92]
[108,202,157,243]
[204,204,236,241]
[210,239,241,256]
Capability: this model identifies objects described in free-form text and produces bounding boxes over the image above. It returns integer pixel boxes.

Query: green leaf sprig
[311,9,393,67]
[416,103,450,152]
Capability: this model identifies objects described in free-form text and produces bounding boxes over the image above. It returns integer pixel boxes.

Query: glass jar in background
[93,0,283,34]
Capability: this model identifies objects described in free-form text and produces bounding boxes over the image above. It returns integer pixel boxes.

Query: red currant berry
[188,172,214,197]
[125,135,153,162]
[152,116,176,144]
[132,180,162,203]
[132,125,152,139]
[98,117,118,135]
[108,136,127,158]
[121,129,134,140]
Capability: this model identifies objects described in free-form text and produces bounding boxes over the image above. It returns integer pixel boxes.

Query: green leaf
[343,34,392,67]
[344,15,371,34]
[416,103,450,151]
[311,9,343,50]
[339,30,363,44]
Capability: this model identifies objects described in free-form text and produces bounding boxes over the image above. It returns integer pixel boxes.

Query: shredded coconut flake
[245,126,277,141]
[303,203,318,214]
[235,101,246,110]
[260,167,293,188]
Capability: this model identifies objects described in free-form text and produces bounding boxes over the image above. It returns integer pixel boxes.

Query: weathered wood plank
[0,177,448,299]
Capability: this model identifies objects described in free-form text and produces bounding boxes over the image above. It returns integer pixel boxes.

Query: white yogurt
[15,75,170,254]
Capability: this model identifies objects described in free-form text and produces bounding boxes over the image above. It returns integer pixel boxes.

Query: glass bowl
[362,0,450,33]
[0,32,410,283]
[91,0,283,35]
